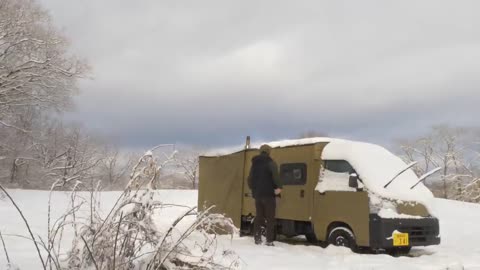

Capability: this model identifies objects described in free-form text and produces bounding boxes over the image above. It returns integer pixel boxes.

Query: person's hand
[274,188,282,195]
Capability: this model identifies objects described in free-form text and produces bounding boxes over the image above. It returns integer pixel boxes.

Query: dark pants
[254,197,276,243]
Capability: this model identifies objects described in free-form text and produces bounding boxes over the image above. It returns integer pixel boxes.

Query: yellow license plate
[393,233,409,246]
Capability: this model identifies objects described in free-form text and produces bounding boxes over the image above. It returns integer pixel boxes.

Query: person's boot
[265,242,274,246]
[254,238,262,245]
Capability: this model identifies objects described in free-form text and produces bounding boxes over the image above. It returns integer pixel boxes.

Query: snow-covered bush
[0,148,239,269]
[60,150,239,270]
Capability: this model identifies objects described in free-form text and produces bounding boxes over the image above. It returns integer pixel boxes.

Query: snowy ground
[1,189,480,269]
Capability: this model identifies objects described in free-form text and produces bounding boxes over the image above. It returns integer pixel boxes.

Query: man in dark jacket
[248,144,282,246]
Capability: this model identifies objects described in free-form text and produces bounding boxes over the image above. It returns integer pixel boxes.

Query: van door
[242,151,308,218]
[241,145,321,222]
[312,160,370,246]
[272,145,320,222]
[276,162,310,220]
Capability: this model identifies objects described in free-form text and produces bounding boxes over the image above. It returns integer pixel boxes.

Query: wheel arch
[326,221,355,239]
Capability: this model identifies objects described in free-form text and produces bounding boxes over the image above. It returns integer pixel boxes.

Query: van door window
[280,163,307,185]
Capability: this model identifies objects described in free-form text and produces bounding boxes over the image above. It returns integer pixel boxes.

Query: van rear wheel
[328,227,357,251]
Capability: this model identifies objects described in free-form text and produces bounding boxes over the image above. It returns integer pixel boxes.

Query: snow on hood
[322,140,434,204]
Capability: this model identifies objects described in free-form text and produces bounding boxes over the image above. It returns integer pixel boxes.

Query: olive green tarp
[198,151,246,228]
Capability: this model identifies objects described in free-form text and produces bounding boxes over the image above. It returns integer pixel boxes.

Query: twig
[149,144,175,153]
[1,233,60,270]
[0,183,46,270]
[112,211,124,270]
[38,236,61,270]
[47,182,60,270]
[0,231,10,265]
[92,189,128,244]
[81,236,99,270]
[0,119,30,133]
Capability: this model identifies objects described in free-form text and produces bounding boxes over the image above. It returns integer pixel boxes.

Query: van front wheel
[328,227,357,251]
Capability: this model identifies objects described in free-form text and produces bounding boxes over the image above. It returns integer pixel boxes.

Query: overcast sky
[38,0,480,148]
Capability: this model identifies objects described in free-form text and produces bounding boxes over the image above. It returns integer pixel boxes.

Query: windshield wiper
[410,167,442,189]
[383,161,418,188]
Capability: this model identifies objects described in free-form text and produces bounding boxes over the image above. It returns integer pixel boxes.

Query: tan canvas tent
[198,150,247,227]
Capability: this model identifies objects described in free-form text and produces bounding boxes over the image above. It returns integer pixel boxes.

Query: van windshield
[322,140,434,204]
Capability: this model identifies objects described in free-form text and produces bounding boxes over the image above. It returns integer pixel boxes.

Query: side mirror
[349,173,359,188]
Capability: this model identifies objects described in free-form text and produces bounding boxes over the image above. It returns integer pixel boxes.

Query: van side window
[280,163,307,185]
[324,160,354,173]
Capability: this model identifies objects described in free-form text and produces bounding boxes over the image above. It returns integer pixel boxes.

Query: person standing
[248,144,283,246]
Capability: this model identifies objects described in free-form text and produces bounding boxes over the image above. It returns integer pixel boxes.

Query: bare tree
[175,154,199,189]
[397,125,480,202]
[0,0,87,130]
[97,146,134,189]
[0,0,89,189]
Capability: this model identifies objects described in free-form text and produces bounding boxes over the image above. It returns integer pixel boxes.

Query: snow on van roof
[202,137,339,156]
[264,137,338,147]
[322,140,434,204]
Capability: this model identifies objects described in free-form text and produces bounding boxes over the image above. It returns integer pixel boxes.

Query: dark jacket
[248,153,282,198]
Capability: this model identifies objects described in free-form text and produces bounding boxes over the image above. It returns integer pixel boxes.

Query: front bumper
[369,214,440,249]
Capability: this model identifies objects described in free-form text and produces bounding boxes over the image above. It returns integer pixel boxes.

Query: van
[198,138,440,254]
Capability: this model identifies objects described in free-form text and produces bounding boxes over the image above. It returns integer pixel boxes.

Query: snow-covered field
[1,189,480,270]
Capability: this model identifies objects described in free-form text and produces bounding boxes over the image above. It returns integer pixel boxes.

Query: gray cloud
[39,0,480,147]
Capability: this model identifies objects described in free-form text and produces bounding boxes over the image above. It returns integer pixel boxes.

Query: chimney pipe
[245,136,251,149]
